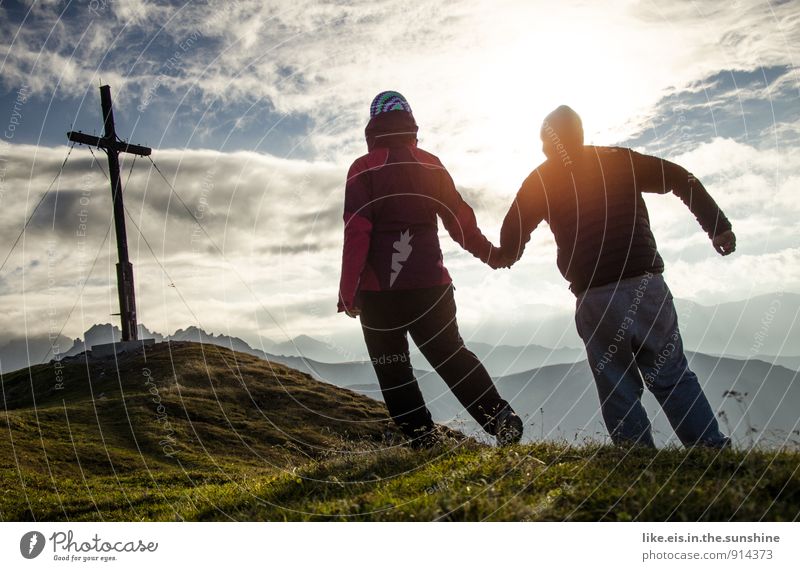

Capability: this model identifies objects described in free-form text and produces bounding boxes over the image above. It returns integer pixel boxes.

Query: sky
[0,0,798,351]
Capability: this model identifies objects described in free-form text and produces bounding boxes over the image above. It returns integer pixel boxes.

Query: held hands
[712,230,736,256]
[486,246,516,270]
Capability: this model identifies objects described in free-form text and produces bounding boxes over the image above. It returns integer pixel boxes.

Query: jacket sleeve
[436,168,494,263]
[337,159,373,313]
[500,170,547,262]
[633,151,732,238]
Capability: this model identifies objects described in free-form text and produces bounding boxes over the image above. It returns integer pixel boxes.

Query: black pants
[360,284,510,439]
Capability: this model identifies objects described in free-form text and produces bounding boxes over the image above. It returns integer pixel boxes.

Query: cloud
[3,2,798,169]
[669,136,800,215]
[3,127,800,344]
[1,1,798,347]
[0,142,346,341]
[667,247,800,302]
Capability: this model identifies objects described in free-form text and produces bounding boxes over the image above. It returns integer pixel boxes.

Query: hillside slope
[1,341,798,522]
[0,341,399,520]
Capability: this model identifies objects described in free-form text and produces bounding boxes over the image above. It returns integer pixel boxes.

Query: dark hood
[365,110,419,151]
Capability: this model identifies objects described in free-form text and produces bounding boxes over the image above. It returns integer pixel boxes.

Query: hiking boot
[690,436,732,450]
[495,407,523,446]
[407,426,441,450]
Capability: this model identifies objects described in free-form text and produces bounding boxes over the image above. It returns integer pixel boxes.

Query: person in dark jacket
[338,91,523,447]
[498,105,735,448]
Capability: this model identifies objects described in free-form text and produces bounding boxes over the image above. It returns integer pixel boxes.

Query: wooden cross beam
[67,85,152,342]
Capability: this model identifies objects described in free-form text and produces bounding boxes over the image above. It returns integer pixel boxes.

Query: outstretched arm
[337,159,373,317]
[634,151,735,255]
[437,168,501,266]
[499,171,547,266]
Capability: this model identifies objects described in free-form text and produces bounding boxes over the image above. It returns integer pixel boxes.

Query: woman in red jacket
[338,91,522,448]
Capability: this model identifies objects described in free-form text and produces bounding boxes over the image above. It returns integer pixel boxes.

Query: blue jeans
[575,273,729,448]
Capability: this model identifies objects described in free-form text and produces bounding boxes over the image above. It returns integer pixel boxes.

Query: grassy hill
[0,341,798,521]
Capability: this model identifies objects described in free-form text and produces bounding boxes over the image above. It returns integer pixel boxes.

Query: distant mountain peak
[293,334,324,343]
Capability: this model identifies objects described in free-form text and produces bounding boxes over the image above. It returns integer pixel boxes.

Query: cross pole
[67,85,151,342]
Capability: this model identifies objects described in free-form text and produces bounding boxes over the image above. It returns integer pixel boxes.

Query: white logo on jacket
[390,230,413,287]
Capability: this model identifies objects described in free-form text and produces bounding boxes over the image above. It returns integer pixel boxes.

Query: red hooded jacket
[337,111,495,313]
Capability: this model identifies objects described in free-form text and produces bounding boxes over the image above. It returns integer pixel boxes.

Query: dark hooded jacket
[500,145,732,295]
[337,111,494,313]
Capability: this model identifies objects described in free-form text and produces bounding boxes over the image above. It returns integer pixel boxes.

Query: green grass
[1,341,798,521]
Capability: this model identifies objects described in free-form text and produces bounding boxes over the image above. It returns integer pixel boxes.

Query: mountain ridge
[1,290,797,374]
